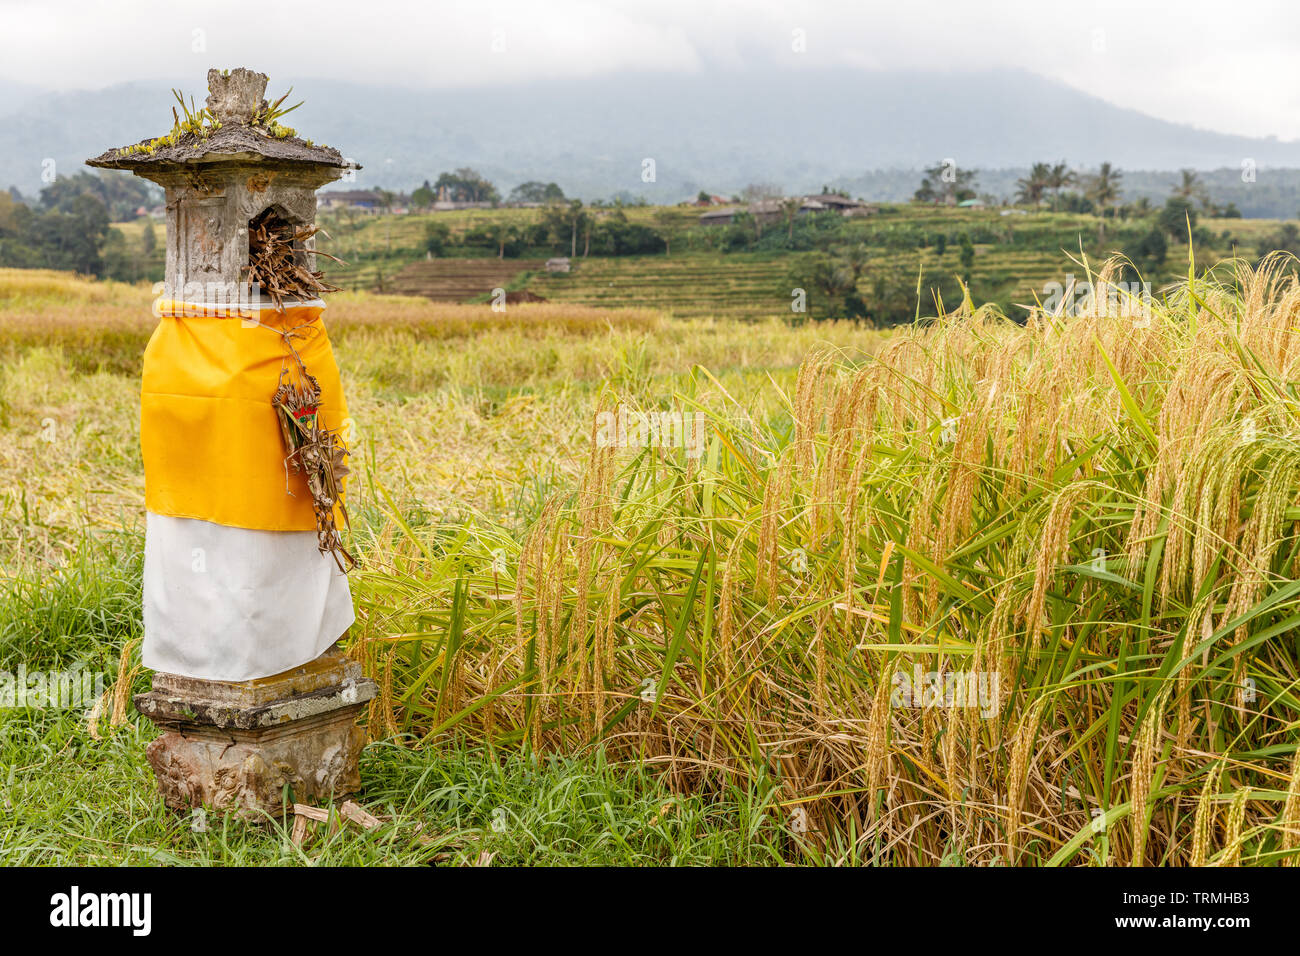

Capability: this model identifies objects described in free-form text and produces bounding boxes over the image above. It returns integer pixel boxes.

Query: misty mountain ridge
[2,67,1298,214]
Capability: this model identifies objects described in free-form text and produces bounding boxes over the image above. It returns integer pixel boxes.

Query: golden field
[5,258,1300,865]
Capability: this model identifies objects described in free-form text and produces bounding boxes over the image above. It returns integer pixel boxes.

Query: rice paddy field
[113,202,1292,321]
[4,248,1300,867]
[528,248,1074,318]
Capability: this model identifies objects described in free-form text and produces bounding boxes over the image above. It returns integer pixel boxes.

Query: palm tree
[840,242,870,283]
[653,208,676,256]
[566,200,586,258]
[376,188,396,252]
[1173,168,1205,201]
[1016,162,1051,208]
[1087,162,1123,241]
[780,197,803,242]
[487,222,516,259]
[1088,163,1122,216]
[1048,161,1076,209]
[1173,167,1220,213]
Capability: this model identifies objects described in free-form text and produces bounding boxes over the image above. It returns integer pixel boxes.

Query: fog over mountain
[3,67,1299,208]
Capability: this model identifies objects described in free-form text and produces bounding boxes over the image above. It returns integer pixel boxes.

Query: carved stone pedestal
[134,648,377,819]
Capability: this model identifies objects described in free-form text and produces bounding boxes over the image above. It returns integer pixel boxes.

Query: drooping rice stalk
[354,253,1300,866]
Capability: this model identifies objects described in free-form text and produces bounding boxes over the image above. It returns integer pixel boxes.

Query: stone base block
[135,648,377,819]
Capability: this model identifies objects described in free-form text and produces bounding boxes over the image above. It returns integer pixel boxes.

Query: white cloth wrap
[142,511,356,682]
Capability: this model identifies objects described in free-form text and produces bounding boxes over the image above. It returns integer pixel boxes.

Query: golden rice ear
[1128,690,1169,866]
[1191,765,1219,867]
[865,660,895,811]
[109,638,142,728]
[1006,696,1047,865]
[1281,750,1300,865]
[1220,787,1251,867]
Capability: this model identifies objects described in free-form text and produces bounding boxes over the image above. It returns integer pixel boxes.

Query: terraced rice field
[387,258,545,301]
[532,253,792,318]
[118,203,1276,318]
[531,248,1072,319]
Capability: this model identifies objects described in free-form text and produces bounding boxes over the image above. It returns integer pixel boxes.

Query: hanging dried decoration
[272,361,355,572]
[241,205,355,571]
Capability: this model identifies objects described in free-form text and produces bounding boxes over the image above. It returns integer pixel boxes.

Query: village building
[699,206,741,226]
[842,204,881,218]
[699,193,877,226]
[813,193,873,213]
[318,189,386,213]
[429,183,495,211]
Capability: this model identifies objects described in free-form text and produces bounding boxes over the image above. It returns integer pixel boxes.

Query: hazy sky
[2,0,1298,140]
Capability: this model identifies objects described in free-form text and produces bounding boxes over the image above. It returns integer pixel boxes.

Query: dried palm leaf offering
[272,363,355,571]
[247,207,342,309]
[248,205,353,570]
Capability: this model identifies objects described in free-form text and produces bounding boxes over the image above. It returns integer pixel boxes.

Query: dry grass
[0,270,662,376]
[0,266,877,554]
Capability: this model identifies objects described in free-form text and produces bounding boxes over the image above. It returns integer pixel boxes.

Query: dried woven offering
[272,365,355,571]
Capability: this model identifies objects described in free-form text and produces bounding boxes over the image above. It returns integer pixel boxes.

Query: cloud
[2,0,1296,139]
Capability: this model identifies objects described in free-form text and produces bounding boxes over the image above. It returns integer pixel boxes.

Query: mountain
[0,77,45,115]
[3,67,1299,209]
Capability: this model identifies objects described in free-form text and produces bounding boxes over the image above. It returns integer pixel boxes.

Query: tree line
[0,172,161,279]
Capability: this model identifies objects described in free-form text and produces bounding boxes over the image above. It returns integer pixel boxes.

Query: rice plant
[355,254,1300,866]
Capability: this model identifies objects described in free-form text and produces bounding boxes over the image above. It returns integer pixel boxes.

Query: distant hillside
[3,67,1299,215]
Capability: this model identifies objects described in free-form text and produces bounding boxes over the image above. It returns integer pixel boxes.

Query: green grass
[0,528,141,672]
[0,524,795,866]
[0,709,793,865]
[0,524,789,867]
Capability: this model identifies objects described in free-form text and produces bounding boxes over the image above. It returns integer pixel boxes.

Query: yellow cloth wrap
[141,300,349,532]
